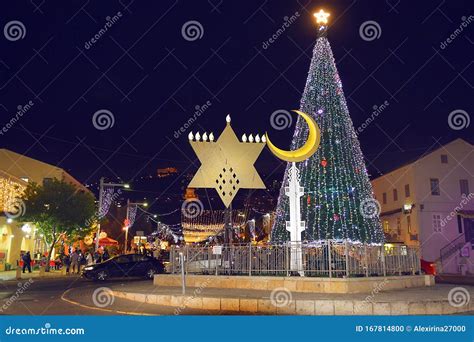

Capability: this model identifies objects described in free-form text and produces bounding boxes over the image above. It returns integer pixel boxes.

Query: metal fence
[169,241,420,278]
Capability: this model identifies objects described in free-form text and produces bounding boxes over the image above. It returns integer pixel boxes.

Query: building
[157,167,178,178]
[371,139,474,274]
[0,149,90,270]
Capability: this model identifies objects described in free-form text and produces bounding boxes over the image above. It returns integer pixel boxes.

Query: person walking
[86,252,93,265]
[54,256,62,270]
[70,250,79,274]
[93,251,102,264]
[63,254,71,275]
[102,248,110,261]
[22,252,32,273]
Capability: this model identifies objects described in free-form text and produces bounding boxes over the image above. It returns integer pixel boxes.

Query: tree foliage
[20,179,96,268]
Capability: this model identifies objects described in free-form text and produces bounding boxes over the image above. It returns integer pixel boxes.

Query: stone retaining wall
[112,290,469,315]
[153,274,434,294]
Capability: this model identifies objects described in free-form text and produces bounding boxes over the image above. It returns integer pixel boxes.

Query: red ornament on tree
[321,158,328,167]
[307,195,311,205]
[333,213,340,221]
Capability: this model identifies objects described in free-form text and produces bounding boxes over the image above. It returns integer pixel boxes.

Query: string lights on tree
[271,10,384,244]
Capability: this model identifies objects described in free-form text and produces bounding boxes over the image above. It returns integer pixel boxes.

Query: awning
[97,237,119,246]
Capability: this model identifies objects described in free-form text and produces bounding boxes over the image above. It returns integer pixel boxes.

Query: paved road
[1,276,472,315]
[0,276,200,315]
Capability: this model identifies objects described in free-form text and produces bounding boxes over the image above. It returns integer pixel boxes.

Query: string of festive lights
[147,215,181,241]
[271,15,384,244]
[127,205,138,228]
[181,210,248,233]
[0,172,26,213]
[98,186,115,219]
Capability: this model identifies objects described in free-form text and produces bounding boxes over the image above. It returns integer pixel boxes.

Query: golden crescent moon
[265,110,321,162]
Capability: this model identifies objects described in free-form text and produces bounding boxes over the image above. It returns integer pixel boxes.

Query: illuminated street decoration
[313,9,330,24]
[188,115,266,208]
[271,10,384,244]
[0,172,27,214]
[266,111,321,276]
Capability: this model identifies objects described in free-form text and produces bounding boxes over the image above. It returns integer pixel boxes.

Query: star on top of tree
[313,9,330,25]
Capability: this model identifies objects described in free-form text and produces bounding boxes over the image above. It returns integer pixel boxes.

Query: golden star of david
[188,115,266,207]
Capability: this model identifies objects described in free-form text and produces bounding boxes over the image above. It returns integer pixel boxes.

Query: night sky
[1,0,473,195]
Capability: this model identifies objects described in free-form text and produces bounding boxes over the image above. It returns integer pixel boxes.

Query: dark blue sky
[1,0,473,189]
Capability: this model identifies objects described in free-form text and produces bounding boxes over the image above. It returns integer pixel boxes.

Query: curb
[112,290,472,315]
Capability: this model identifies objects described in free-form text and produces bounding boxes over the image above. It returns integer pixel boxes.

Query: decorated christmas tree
[271,11,384,244]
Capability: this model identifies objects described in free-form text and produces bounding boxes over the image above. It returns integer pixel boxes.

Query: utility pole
[124,199,130,253]
[95,177,104,252]
[95,178,130,251]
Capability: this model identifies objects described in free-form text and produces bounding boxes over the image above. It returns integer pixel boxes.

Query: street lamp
[95,177,130,251]
[124,199,148,253]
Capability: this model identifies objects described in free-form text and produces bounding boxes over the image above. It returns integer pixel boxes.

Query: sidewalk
[436,273,474,285]
[0,269,78,281]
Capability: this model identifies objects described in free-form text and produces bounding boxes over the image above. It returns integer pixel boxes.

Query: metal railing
[169,241,420,278]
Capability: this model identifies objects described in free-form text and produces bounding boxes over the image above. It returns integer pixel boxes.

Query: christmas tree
[271,12,384,244]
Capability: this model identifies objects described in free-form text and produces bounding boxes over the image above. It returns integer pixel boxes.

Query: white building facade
[0,149,90,270]
[371,139,474,275]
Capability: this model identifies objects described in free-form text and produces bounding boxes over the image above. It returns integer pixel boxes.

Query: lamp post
[95,177,129,251]
[124,199,148,253]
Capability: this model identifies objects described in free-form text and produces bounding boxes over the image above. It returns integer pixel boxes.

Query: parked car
[421,259,436,275]
[82,254,164,281]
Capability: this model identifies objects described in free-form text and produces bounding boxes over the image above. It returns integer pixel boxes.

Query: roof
[370,138,473,182]
[0,148,91,194]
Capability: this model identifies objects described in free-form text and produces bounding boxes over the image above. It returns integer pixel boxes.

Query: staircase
[437,234,467,273]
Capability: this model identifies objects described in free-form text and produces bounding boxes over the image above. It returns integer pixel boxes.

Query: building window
[440,154,448,164]
[407,215,412,234]
[382,192,387,204]
[460,179,469,196]
[393,188,398,201]
[430,178,440,196]
[433,214,442,232]
[383,221,390,233]
[404,184,410,197]
[396,217,401,235]
[457,215,463,234]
